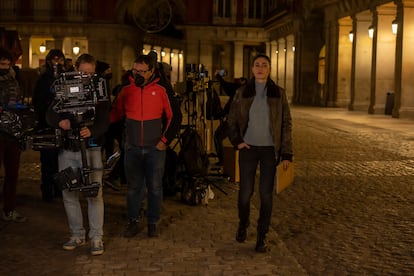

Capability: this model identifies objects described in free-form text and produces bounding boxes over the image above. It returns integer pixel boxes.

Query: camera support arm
[74,126,101,197]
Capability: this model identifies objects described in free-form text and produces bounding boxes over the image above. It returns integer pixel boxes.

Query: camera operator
[46,53,110,256]
[32,49,66,202]
[0,48,27,223]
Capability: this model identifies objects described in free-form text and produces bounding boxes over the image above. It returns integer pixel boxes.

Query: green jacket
[227,78,293,162]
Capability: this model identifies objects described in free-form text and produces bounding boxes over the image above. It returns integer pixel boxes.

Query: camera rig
[35,71,109,197]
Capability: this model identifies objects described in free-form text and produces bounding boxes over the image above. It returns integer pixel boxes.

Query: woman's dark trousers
[238,146,277,235]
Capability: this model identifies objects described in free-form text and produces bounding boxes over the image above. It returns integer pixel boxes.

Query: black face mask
[134,74,145,87]
[104,73,112,80]
[0,68,9,76]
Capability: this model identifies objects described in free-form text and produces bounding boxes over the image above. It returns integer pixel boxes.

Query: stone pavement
[1,106,414,275]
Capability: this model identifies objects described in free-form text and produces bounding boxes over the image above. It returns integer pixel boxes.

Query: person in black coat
[32,49,66,202]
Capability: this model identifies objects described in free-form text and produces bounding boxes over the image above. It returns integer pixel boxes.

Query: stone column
[349,15,357,110]
[324,13,339,107]
[170,49,179,83]
[270,40,277,81]
[285,35,295,102]
[374,4,397,115]
[277,38,286,88]
[393,0,403,118]
[368,8,378,114]
[353,11,373,111]
[396,0,414,118]
[233,41,243,78]
[19,35,30,68]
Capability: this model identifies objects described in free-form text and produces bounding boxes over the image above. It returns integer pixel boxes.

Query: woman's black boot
[255,233,267,253]
[236,224,247,242]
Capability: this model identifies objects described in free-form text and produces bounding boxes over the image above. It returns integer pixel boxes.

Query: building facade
[1,0,413,118]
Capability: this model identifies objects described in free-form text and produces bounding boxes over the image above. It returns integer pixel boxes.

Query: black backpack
[206,88,224,120]
[178,128,209,177]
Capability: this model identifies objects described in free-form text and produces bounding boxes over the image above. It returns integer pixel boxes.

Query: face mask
[104,73,112,80]
[0,68,9,76]
[134,74,145,87]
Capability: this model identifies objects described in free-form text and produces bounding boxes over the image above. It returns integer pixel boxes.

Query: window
[213,0,235,25]
[247,0,263,19]
[218,0,231,18]
[0,0,17,18]
[65,0,87,17]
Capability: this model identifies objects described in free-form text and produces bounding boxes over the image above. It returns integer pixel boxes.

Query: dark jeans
[124,144,166,224]
[0,137,21,213]
[39,148,60,200]
[238,146,277,235]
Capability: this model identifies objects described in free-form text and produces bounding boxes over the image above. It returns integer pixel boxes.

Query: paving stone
[1,106,413,275]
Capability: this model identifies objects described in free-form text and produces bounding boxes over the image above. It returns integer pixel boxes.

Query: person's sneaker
[124,219,140,238]
[90,239,104,256]
[62,237,86,250]
[2,210,27,223]
[148,224,160,237]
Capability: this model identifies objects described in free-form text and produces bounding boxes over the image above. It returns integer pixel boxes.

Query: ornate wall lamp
[39,42,46,53]
[368,25,374,38]
[72,42,80,55]
[349,31,354,43]
[392,19,398,34]
[368,25,374,39]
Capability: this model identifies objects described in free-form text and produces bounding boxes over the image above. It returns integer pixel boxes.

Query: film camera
[52,71,107,124]
[34,71,108,197]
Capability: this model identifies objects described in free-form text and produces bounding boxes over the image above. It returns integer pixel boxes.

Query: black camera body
[51,71,108,126]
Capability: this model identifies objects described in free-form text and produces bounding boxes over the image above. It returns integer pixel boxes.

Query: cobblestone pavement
[1,106,414,275]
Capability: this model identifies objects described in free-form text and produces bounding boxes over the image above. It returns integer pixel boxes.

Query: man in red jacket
[110,54,173,238]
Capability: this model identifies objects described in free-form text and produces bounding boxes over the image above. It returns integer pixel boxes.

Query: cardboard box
[275,162,294,194]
